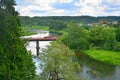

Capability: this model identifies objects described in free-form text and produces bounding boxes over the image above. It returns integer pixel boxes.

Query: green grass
[22,26,49,36]
[22,30,36,36]
[31,26,49,30]
[82,50,120,66]
[117,42,120,45]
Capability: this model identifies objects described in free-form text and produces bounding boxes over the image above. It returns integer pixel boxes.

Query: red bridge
[22,36,57,56]
[23,36,57,41]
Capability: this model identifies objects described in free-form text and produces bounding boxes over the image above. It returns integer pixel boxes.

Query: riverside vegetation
[82,50,120,66]
[21,20,120,79]
[21,17,120,79]
[1,0,120,79]
[37,42,81,80]
[61,22,120,66]
[22,26,49,36]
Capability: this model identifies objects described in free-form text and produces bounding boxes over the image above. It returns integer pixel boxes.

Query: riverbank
[24,30,120,80]
[22,26,49,36]
[82,50,120,66]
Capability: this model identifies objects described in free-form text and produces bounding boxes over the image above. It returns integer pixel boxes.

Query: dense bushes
[89,25,117,50]
[61,22,120,51]
[62,22,89,51]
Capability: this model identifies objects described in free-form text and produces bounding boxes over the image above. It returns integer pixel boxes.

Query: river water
[25,31,51,74]
[25,31,120,80]
[76,53,120,80]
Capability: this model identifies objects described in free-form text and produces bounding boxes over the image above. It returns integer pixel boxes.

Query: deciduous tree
[62,22,89,51]
[38,42,80,80]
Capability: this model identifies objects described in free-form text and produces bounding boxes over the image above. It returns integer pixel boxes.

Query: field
[83,50,120,66]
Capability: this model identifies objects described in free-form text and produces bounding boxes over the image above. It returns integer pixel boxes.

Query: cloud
[15,0,120,17]
[59,0,73,3]
[74,0,120,16]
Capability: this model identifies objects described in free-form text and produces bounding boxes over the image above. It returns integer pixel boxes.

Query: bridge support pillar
[36,41,40,56]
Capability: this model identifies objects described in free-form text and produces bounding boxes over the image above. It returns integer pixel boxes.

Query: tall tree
[62,22,89,51]
[89,25,117,50]
[0,0,35,80]
[38,42,80,80]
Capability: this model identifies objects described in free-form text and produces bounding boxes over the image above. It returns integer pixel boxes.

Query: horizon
[15,0,120,17]
[20,15,120,18]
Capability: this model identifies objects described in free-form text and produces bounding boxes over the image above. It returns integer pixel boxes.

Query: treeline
[61,22,120,52]
[20,16,120,26]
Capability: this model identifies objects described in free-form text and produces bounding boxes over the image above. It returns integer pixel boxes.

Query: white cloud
[105,0,120,5]
[16,0,57,17]
[74,0,105,16]
[15,0,120,17]
[16,0,73,17]
[109,11,120,16]
[75,0,102,7]
[59,0,73,3]
[74,0,120,16]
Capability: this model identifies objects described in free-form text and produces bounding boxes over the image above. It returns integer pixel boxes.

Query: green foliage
[31,26,49,30]
[116,28,120,42]
[0,0,36,79]
[20,16,120,26]
[83,50,120,66]
[89,25,117,50]
[49,21,67,31]
[38,42,80,80]
[21,26,49,36]
[113,42,120,51]
[62,22,89,51]
[113,20,120,28]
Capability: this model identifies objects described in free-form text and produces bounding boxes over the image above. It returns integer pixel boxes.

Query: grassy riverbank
[30,26,49,30]
[22,26,49,36]
[82,50,120,66]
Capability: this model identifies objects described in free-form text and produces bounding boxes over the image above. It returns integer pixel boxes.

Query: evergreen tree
[0,0,36,80]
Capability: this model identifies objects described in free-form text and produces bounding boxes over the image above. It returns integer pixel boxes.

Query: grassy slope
[31,26,49,30]
[82,50,120,66]
[22,26,49,36]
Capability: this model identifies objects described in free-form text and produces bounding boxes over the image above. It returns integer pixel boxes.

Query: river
[76,53,120,80]
[25,31,120,80]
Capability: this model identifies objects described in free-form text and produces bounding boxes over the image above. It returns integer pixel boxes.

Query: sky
[15,0,120,17]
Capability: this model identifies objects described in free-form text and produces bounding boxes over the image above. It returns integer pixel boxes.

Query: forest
[20,16,120,26]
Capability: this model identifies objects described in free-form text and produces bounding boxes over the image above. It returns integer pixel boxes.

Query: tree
[115,21,120,42]
[62,22,89,51]
[89,25,117,50]
[20,16,120,27]
[116,28,120,42]
[0,0,36,79]
[49,21,67,31]
[38,42,80,80]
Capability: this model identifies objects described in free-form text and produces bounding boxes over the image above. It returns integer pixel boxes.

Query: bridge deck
[22,36,57,55]
[22,36,57,41]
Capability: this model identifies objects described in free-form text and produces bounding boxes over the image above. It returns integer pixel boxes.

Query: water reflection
[76,53,120,80]
[25,31,120,80]
[25,31,51,75]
